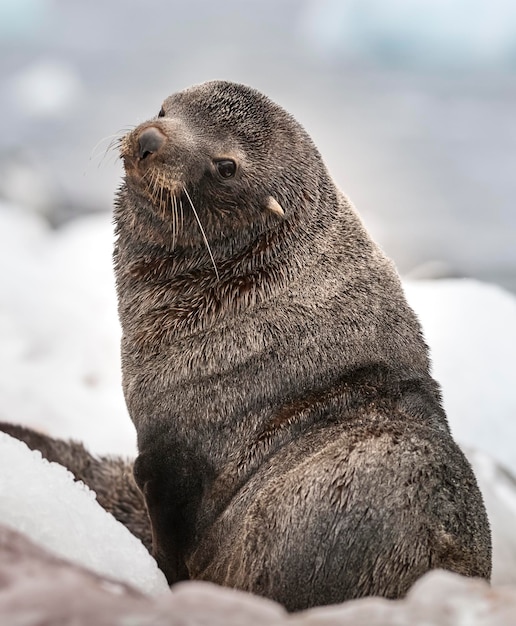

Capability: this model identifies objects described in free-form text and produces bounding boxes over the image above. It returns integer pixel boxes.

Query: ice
[0,432,168,595]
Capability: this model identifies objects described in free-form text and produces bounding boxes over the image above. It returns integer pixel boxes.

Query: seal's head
[115,81,352,336]
[118,81,329,252]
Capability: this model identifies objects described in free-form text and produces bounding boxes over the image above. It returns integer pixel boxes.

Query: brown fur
[113,81,491,610]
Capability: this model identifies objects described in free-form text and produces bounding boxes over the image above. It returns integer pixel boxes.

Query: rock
[0,524,154,626]
[3,522,516,625]
[295,571,516,625]
[0,524,285,626]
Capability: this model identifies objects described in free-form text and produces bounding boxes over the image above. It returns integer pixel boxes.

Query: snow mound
[404,279,516,474]
[467,447,516,585]
[0,202,135,456]
[0,432,168,596]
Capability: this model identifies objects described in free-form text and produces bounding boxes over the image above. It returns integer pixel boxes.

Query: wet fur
[114,81,491,610]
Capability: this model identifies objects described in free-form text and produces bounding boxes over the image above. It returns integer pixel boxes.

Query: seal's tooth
[266,196,285,218]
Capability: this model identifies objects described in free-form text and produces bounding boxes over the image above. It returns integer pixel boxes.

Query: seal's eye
[158,107,165,118]
[215,159,237,179]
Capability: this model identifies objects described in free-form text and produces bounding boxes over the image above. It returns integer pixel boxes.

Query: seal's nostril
[138,127,166,160]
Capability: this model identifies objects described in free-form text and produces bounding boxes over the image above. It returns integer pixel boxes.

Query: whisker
[172,193,178,249]
[142,169,152,197]
[90,127,134,165]
[183,186,220,281]
[90,133,121,161]
[146,170,160,213]
[159,177,165,220]
[161,178,168,222]
[106,136,123,154]
[149,170,158,198]
[170,191,176,248]
[139,171,186,251]
[150,170,159,208]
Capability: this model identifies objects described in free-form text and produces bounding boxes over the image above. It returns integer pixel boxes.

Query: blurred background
[1,0,515,289]
[1,0,516,583]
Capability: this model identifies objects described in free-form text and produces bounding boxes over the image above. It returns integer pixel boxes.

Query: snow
[404,279,516,474]
[467,448,516,585]
[0,202,135,457]
[0,432,168,595]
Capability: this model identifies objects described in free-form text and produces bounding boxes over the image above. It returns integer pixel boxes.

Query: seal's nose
[138,126,166,160]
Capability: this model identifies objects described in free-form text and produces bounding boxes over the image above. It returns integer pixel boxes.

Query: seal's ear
[265,196,285,218]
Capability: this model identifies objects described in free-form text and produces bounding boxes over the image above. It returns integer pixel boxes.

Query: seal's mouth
[120,124,185,218]
[134,167,182,217]
[117,115,283,280]
[121,127,219,275]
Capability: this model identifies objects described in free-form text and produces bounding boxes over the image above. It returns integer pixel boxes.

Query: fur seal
[115,80,491,610]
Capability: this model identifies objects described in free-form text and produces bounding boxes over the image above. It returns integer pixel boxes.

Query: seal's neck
[114,182,344,343]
